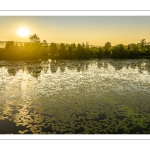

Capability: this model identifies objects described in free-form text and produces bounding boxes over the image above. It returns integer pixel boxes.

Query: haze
[0,16,150,46]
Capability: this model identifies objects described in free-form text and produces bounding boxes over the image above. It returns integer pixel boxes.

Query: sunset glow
[0,16,150,45]
[17,27,30,37]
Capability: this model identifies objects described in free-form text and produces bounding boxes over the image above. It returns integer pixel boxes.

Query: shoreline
[0,56,149,61]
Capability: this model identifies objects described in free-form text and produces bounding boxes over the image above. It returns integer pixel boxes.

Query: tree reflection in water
[0,59,150,134]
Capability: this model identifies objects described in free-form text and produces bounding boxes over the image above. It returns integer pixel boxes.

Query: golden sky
[0,16,150,46]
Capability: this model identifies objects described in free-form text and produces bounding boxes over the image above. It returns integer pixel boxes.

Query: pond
[0,58,150,134]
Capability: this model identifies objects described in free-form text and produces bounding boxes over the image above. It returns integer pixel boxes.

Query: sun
[17,27,30,37]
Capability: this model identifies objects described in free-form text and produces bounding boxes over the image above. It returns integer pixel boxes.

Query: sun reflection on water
[0,59,150,134]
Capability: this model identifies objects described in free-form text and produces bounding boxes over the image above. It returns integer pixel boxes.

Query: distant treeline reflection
[0,34,150,60]
[1,59,150,78]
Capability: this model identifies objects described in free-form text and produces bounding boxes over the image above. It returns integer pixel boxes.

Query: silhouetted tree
[139,39,148,55]
[58,43,68,59]
[97,47,104,58]
[29,34,40,43]
[4,41,22,60]
[104,42,111,56]
[71,43,77,58]
[1,36,150,60]
[41,40,49,56]
[50,43,57,59]
[146,42,150,55]
[111,44,128,58]
[84,42,91,58]
[127,43,140,58]
[23,34,42,59]
[67,45,73,59]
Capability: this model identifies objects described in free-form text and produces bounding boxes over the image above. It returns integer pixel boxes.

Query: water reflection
[1,59,150,77]
[0,59,150,134]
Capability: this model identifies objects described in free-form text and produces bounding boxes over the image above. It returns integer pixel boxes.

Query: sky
[0,16,150,46]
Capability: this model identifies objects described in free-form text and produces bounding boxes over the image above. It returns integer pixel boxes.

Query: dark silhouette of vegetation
[0,34,150,60]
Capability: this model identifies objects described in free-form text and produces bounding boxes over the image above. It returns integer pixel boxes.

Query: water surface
[0,59,150,134]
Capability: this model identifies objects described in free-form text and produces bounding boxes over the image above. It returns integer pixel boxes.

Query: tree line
[0,34,150,60]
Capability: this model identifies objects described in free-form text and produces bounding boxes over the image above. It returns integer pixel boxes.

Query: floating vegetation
[0,59,150,134]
